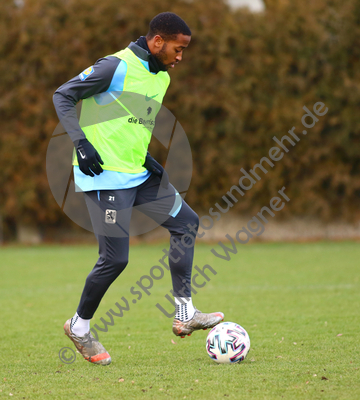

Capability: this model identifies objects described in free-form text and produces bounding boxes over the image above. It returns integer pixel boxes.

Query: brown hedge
[0,0,359,239]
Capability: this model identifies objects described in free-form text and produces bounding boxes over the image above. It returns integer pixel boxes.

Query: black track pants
[77,174,199,319]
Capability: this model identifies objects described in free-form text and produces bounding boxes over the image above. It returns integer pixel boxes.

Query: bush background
[0,0,359,241]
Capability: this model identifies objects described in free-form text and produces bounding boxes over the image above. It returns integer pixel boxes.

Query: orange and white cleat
[63,319,111,365]
[172,309,224,337]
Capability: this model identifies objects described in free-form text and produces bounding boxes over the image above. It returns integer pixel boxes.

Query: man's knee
[185,208,199,235]
[176,208,199,248]
[89,254,128,283]
[107,253,129,274]
[169,204,199,237]
[189,210,199,229]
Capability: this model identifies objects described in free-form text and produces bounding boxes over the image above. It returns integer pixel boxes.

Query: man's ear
[153,34,165,49]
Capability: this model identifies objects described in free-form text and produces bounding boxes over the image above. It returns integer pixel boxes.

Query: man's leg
[64,188,135,365]
[134,174,224,337]
[77,189,135,318]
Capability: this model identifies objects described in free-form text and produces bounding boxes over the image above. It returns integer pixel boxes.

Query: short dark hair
[146,12,191,42]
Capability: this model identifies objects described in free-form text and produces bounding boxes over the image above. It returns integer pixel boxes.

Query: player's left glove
[143,153,169,189]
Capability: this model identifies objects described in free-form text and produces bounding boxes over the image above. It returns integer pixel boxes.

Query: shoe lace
[72,330,94,346]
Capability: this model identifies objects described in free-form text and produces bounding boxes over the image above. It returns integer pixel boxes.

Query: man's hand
[76,138,104,177]
[143,153,169,189]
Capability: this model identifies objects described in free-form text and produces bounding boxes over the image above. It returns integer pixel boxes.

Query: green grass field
[1,241,359,399]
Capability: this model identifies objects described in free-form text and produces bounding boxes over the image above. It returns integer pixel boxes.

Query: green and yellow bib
[74,47,170,173]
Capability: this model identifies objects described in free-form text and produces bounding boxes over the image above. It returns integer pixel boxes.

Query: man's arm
[53,56,122,143]
[53,56,122,175]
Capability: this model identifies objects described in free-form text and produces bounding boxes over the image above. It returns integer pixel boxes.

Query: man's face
[154,34,191,70]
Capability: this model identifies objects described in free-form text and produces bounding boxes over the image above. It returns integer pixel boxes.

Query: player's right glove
[75,138,104,177]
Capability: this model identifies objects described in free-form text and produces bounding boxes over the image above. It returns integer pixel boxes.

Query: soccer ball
[206,322,250,364]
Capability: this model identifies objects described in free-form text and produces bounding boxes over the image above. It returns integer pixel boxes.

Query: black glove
[75,138,104,177]
[143,153,169,189]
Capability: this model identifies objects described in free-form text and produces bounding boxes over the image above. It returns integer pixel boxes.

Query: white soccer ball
[206,322,250,364]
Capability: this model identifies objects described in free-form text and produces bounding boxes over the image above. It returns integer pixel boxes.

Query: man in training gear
[53,12,224,366]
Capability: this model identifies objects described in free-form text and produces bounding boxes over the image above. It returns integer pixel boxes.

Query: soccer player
[53,12,224,365]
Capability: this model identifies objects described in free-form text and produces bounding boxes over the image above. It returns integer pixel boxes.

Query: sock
[70,312,90,336]
[174,297,195,322]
